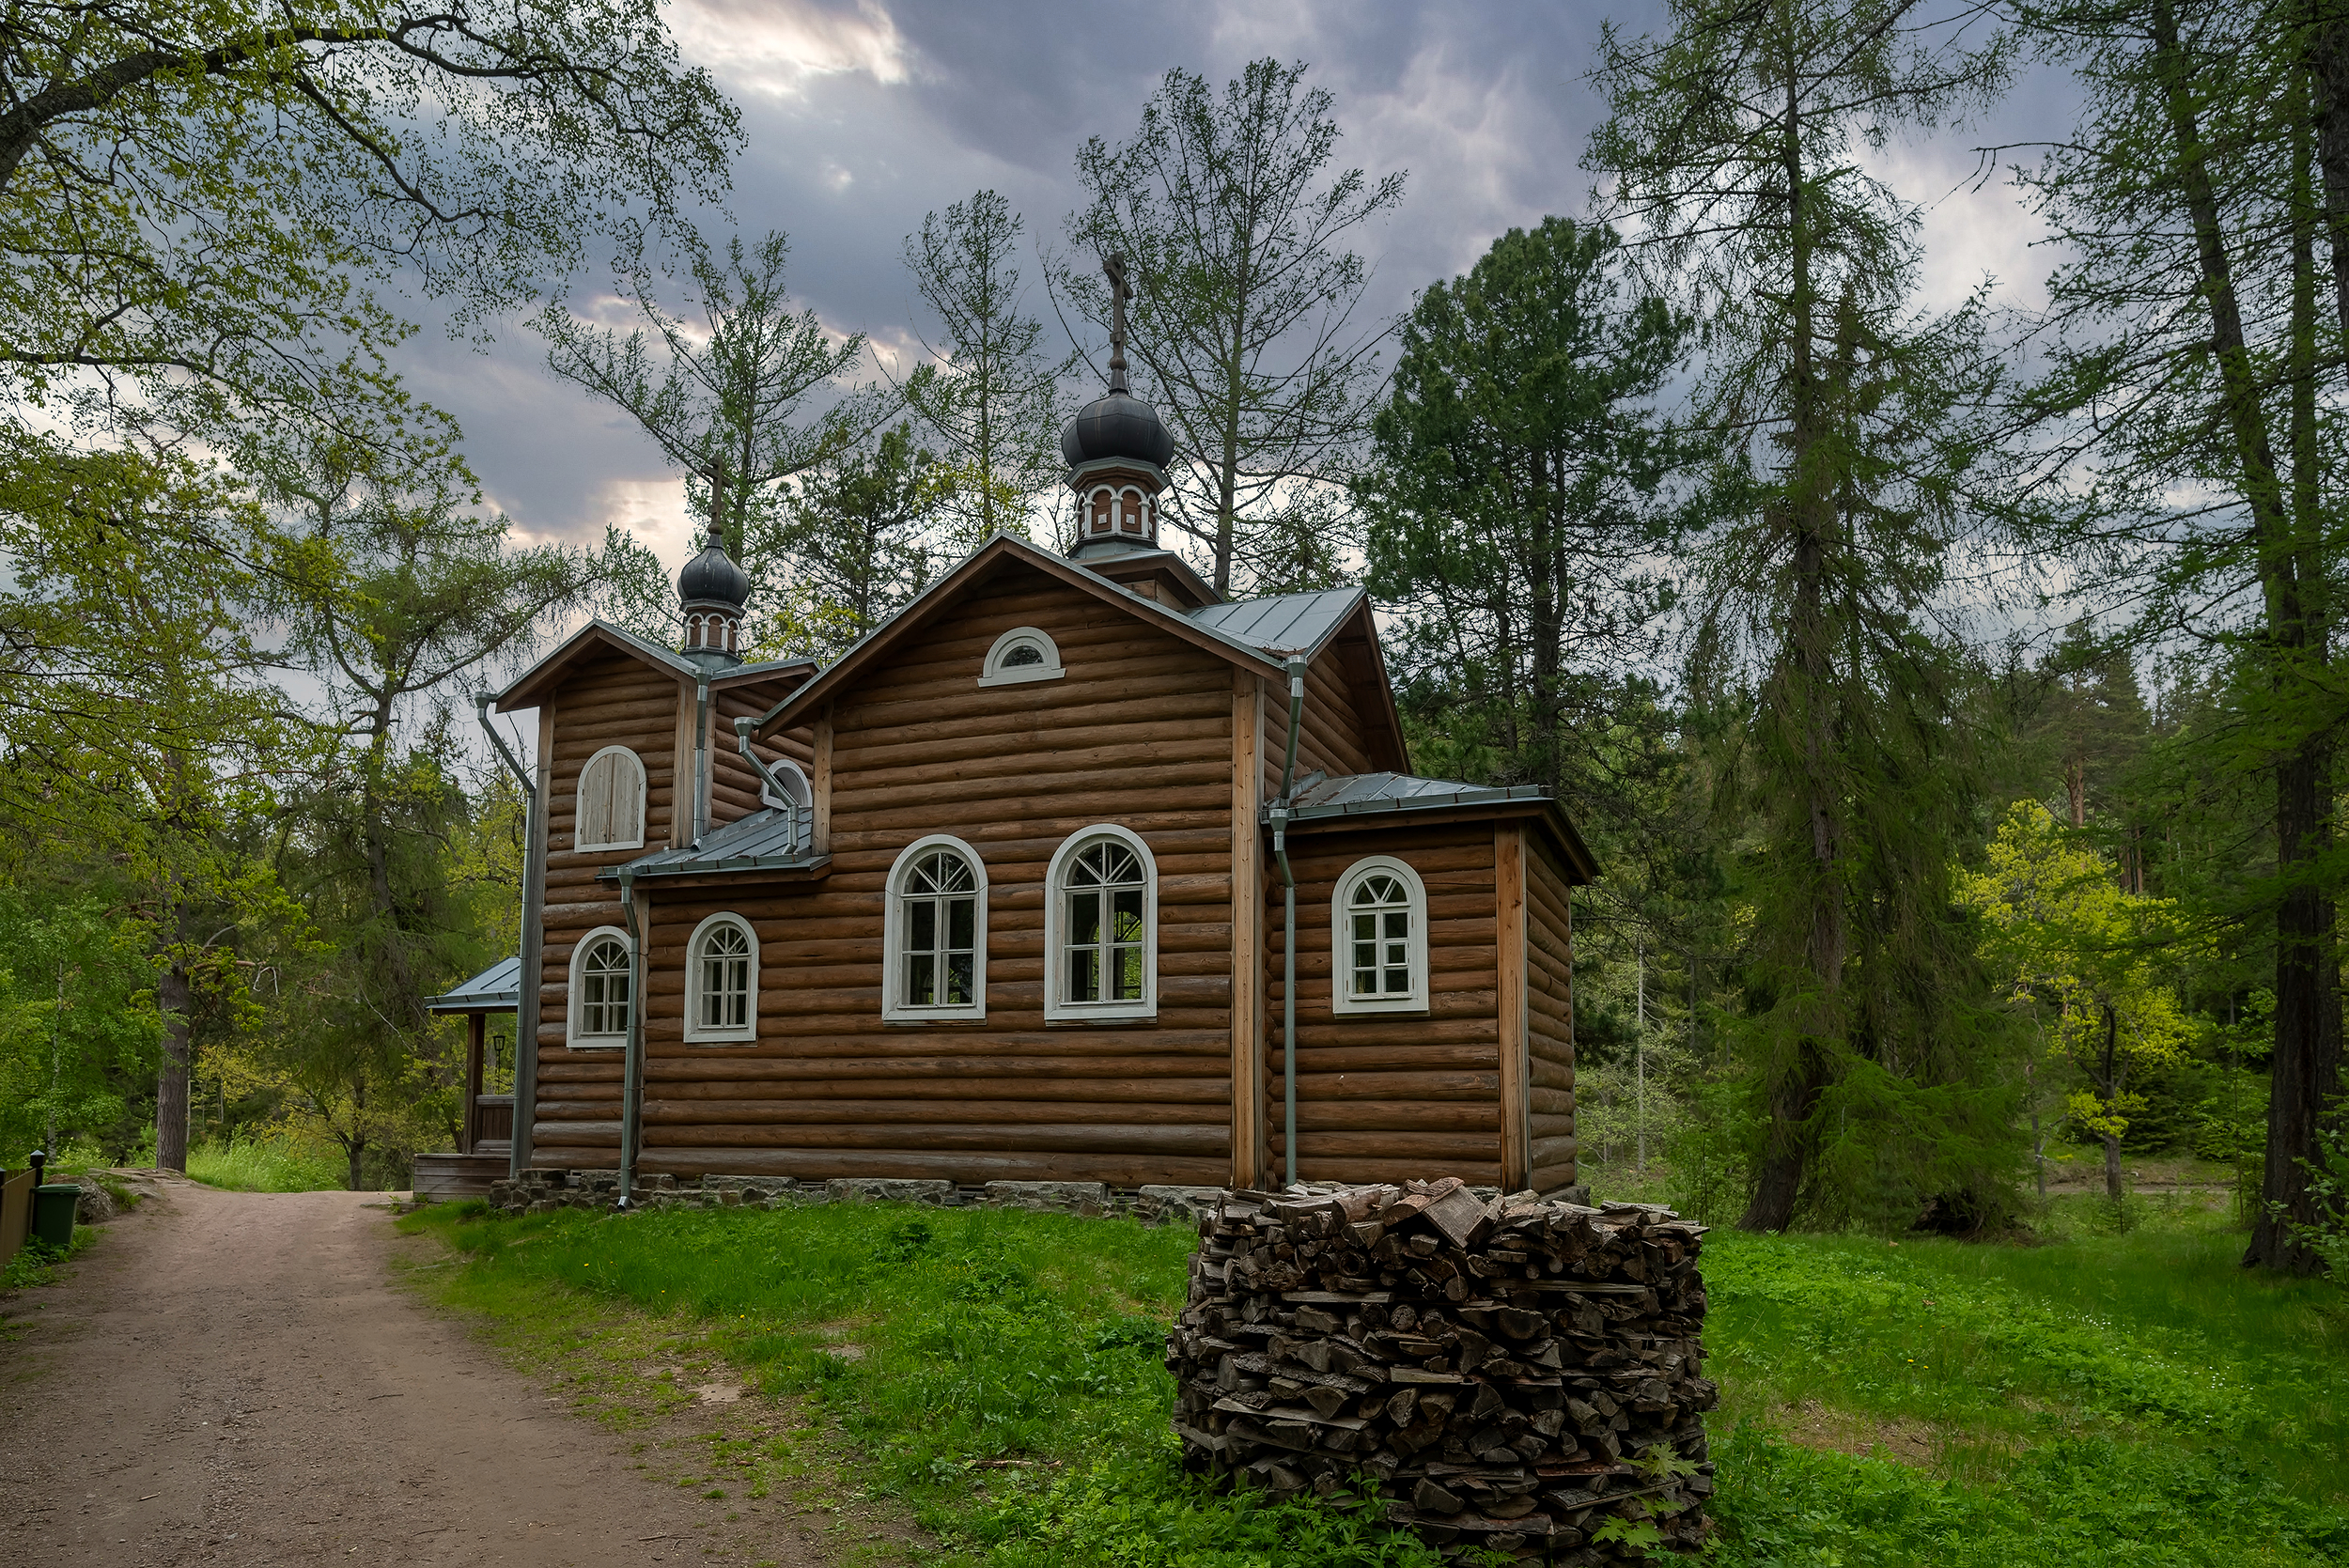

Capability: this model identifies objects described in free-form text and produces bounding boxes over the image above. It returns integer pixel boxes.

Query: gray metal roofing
[425,955,522,1013]
[598,807,817,880]
[1189,587,1363,658]
[1276,770,1556,823]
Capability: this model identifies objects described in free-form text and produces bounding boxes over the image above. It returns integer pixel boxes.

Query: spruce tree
[1589,0,2019,1229]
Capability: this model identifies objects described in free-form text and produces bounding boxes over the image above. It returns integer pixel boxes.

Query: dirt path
[0,1178,834,1567]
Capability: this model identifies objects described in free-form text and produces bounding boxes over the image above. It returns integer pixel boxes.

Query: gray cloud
[397,0,2063,576]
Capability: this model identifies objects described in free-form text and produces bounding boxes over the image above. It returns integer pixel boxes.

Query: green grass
[401,1196,2349,1567]
[185,1135,350,1192]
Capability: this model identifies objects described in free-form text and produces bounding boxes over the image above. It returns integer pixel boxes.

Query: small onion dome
[677,525,750,609]
[1061,388,1174,471]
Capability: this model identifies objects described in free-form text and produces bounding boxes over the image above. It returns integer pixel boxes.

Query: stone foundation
[478,1169,1239,1225]
[475,1172,1591,1229]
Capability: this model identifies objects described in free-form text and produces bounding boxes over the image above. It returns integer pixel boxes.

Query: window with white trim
[1045,825,1157,1021]
[1330,856,1430,1015]
[575,746,647,851]
[567,926,634,1047]
[977,626,1065,687]
[883,836,988,1021]
[684,913,758,1043]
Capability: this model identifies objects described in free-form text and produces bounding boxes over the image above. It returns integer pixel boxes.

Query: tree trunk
[2104,1131,2123,1203]
[156,958,192,1172]
[2150,0,2341,1272]
[1736,50,1840,1235]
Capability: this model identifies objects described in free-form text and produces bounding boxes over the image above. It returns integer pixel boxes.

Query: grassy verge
[1,1221,101,1293]
[185,1135,350,1192]
[401,1195,2349,1567]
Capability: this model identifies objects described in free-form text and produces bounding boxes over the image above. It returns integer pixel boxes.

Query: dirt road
[0,1178,815,1567]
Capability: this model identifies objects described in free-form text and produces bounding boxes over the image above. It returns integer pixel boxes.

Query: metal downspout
[735,717,802,851]
[615,865,646,1209]
[475,694,544,1179]
[1271,657,1306,1189]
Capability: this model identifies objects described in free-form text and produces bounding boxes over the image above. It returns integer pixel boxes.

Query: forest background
[1,0,2343,1277]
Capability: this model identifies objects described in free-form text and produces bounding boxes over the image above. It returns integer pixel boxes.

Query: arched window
[684,913,758,1044]
[883,835,988,1021]
[978,626,1065,687]
[1045,825,1157,1022]
[567,926,634,1047]
[575,746,646,851]
[1330,856,1430,1015]
[1119,486,1145,535]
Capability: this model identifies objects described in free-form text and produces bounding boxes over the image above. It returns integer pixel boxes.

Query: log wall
[1266,820,1504,1188]
[592,562,1247,1186]
[532,646,682,1168]
[1526,832,1579,1192]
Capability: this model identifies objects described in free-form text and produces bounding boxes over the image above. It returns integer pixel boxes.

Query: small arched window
[575,746,646,851]
[1045,825,1157,1022]
[567,926,634,1047]
[1330,857,1430,1015]
[978,626,1066,687]
[684,913,758,1044]
[1119,487,1145,534]
[883,835,988,1021]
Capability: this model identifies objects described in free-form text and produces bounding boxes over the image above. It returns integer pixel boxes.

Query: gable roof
[493,619,814,711]
[755,532,1293,736]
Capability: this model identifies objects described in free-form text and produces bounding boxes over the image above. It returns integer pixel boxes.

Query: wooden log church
[466,302,1595,1200]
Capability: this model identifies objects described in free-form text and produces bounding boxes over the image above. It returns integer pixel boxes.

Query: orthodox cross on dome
[1104,253,1132,395]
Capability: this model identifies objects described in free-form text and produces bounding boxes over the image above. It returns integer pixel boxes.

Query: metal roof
[597,807,820,881]
[1189,588,1364,659]
[425,955,521,1014]
[1273,770,1557,824]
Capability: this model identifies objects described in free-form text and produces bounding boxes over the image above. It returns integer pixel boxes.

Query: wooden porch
[416,956,520,1200]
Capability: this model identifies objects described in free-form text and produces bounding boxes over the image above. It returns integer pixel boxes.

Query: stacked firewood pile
[1166,1179,1717,1562]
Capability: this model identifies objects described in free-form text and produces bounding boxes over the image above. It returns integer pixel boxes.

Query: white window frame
[575,745,647,851]
[977,626,1066,687]
[1044,824,1158,1023]
[1330,856,1431,1016]
[566,924,635,1048]
[882,834,988,1022]
[683,912,759,1044]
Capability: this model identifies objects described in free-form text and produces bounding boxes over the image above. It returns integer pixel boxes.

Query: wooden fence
[0,1167,33,1271]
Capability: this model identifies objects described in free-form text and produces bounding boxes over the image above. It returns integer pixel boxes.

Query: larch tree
[537,230,901,641]
[2009,0,2344,1271]
[1063,59,1405,596]
[902,191,1070,546]
[1589,0,2019,1231]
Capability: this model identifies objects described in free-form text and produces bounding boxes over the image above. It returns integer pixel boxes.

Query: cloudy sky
[407,0,2061,580]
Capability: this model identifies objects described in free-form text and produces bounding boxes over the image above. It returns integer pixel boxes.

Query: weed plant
[185,1135,350,1192]
[406,1195,2349,1566]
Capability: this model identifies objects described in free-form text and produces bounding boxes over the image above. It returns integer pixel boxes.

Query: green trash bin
[32,1183,78,1248]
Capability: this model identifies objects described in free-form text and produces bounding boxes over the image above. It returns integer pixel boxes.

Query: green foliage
[1361,217,1689,826]
[0,892,160,1160]
[184,1134,350,1193]
[754,423,958,660]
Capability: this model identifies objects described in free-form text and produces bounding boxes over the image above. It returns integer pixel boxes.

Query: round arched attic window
[978,626,1066,688]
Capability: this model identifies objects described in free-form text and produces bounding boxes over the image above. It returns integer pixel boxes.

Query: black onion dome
[1061,389,1175,470]
[677,527,751,608]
